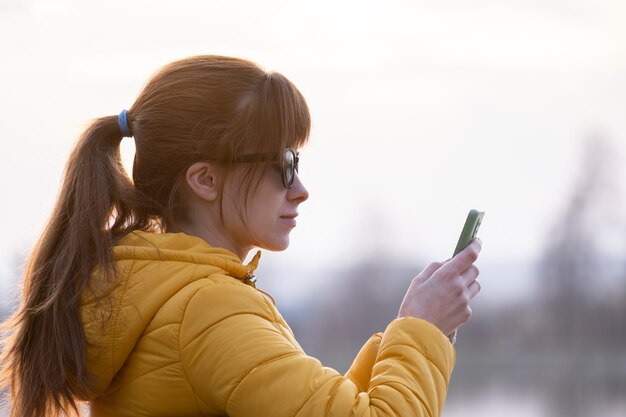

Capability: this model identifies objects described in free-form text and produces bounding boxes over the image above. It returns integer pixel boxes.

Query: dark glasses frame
[232,148,299,189]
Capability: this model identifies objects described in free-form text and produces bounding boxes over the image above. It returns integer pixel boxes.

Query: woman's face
[221,161,309,257]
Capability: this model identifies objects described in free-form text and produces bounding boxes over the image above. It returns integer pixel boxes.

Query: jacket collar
[114,230,262,287]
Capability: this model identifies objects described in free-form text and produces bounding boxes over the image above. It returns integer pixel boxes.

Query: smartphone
[453,209,485,257]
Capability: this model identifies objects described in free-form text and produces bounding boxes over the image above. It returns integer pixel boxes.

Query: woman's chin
[259,236,290,252]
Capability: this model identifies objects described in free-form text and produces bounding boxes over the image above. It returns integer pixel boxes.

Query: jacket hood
[80,230,261,398]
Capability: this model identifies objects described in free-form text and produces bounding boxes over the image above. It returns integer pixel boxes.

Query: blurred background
[1,0,625,416]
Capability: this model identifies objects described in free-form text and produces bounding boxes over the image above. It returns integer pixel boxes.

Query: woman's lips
[280,214,297,227]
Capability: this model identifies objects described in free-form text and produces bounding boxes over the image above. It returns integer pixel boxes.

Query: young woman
[0,55,481,417]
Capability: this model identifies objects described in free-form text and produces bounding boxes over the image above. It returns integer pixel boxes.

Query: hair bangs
[264,71,311,152]
[232,71,310,156]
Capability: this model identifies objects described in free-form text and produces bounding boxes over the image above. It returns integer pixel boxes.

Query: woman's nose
[288,173,309,203]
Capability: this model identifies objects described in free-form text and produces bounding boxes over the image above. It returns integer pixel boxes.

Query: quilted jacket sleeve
[345,332,383,392]
[179,280,456,417]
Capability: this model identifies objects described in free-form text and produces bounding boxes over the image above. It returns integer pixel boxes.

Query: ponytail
[0,115,145,417]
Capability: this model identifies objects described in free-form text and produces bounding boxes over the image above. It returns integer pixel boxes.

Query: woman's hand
[397,238,482,340]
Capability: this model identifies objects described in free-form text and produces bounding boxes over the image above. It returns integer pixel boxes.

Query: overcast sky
[1,0,625,303]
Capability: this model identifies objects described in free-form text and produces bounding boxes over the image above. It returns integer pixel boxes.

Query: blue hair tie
[117,109,132,137]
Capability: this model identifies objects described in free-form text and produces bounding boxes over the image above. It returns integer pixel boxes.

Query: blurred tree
[536,134,626,417]
[537,134,624,348]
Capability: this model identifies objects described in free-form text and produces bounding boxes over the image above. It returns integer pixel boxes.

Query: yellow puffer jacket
[81,231,456,416]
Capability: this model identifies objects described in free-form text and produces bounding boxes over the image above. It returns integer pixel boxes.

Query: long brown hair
[0,55,310,417]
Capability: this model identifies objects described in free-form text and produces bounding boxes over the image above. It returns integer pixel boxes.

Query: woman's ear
[185,162,220,202]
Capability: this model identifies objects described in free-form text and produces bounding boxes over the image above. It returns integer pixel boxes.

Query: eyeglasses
[233,148,299,189]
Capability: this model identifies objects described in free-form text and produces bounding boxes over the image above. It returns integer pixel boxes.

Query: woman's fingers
[414,261,445,285]
[439,239,482,277]
[399,240,483,336]
[460,265,480,287]
[467,280,481,299]
[461,263,481,300]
